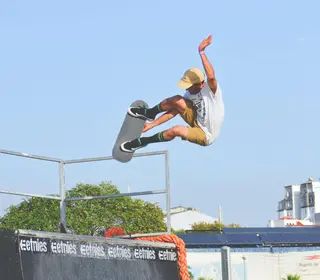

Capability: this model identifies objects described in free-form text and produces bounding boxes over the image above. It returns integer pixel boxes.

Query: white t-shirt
[183,82,224,145]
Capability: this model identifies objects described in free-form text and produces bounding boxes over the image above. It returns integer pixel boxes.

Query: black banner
[18,236,178,263]
[1,230,180,280]
[17,235,180,280]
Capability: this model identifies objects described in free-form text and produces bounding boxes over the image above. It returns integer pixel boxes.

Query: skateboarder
[120,34,224,153]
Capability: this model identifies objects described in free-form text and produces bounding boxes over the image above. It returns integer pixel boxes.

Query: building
[268,178,320,227]
[164,206,219,231]
[277,184,301,219]
[268,216,314,227]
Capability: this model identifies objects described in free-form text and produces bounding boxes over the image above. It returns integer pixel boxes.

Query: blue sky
[1,0,319,228]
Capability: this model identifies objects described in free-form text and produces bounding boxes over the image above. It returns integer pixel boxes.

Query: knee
[169,126,187,137]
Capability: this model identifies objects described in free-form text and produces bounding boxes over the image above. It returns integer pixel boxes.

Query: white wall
[166,210,217,231]
[268,219,314,227]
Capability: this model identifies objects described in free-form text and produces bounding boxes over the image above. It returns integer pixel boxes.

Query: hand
[198,34,212,52]
[142,122,153,133]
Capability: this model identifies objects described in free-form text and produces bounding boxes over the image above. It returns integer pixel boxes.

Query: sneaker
[120,141,147,153]
[127,107,154,121]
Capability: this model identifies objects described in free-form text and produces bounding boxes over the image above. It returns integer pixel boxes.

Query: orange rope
[104,227,126,238]
[104,228,190,280]
[137,234,190,280]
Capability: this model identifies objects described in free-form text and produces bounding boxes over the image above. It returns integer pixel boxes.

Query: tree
[281,274,301,280]
[188,266,194,280]
[192,221,224,232]
[0,181,167,235]
[191,221,242,232]
[172,228,186,234]
[227,223,242,228]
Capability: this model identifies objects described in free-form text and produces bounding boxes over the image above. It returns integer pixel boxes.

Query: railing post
[59,161,66,233]
[165,151,171,233]
[221,246,232,280]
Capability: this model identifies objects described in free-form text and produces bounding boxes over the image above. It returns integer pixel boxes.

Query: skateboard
[112,100,149,163]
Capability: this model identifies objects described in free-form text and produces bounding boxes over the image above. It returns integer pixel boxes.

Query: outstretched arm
[198,34,218,93]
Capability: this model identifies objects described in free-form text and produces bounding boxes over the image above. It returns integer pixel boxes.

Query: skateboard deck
[112,100,149,163]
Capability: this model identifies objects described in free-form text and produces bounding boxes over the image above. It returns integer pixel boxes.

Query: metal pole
[63,150,166,164]
[165,151,171,233]
[221,246,232,280]
[66,189,166,201]
[59,161,66,233]
[0,189,61,200]
[0,149,62,163]
[242,256,247,280]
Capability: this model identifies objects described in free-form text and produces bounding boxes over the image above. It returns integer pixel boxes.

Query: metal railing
[0,149,171,236]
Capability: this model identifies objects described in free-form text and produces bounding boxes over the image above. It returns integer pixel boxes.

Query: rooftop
[164,206,218,231]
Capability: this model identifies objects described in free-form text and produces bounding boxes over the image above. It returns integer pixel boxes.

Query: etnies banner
[1,230,180,280]
[17,235,180,280]
[18,236,178,262]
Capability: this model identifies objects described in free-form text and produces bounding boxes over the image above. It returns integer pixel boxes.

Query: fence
[187,245,320,280]
[180,226,320,279]
[0,149,171,236]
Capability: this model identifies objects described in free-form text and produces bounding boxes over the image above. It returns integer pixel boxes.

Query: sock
[133,103,164,119]
[140,131,168,145]
[126,132,168,149]
[146,103,164,119]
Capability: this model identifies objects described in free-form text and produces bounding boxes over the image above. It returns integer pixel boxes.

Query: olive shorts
[180,100,207,146]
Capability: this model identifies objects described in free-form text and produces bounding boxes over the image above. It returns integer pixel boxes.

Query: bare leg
[127,95,189,121]
[158,95,188,115]
[120,125,188,152]
[162,125,188,140]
